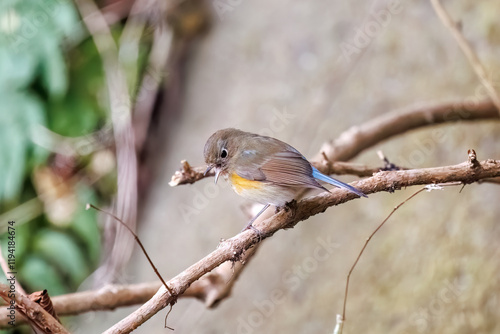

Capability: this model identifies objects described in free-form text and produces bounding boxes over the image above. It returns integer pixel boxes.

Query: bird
[203,128,366,231]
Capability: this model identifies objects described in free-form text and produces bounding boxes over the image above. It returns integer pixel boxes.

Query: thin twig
[430,0,500,115]
[333,314,344,334]
[86,204,174,298]
[341,187,426,325]
[1,159,498,330]
[338,182,463,333]
[105,158,500,334]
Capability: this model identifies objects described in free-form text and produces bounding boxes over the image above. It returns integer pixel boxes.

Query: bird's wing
[259,150,324,188]
[233,137,323,189]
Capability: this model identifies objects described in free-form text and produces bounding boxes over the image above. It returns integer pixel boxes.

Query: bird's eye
[221,148,228,158]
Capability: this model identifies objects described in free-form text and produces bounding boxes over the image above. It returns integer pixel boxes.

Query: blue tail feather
[312,167,367,198]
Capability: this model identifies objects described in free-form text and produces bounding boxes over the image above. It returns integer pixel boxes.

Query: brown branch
[430,0,500,114]
[317,155,391,177]
[2,158,497,330]
[0,284,69,333]
[0,282,160,328]
[314,99,498,162]
[165,98,500,321]
[5,99,494,329]
[0,246,258,328]
[105,158,500,333]
[169,160,213,186]
[169,99,499,186]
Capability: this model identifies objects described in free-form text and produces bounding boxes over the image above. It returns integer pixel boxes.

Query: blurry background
[0,0,499,333]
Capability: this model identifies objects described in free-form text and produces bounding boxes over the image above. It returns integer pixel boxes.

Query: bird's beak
[204,165,212,176]
[214,168,221,184]
[204,165,221,184]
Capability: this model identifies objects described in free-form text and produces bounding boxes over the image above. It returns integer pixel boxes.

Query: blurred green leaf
[33,229,88,287]
[0,0,82,98]
[45,0,81,37]
[0,47,38,91]
[19,255,67,296]
[46,37,107,136]
[39,33,68,98]
[47,96,101,136]
[0,91,47,203]
[0,0,108,305]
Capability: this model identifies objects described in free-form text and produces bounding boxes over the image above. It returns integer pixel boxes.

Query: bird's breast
[230,173,263,194]
[228,172,297,206]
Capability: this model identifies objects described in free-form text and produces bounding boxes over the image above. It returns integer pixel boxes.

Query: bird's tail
[312,167,367,198]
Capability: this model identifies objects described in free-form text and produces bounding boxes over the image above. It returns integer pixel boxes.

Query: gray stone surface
[82,0,500,333]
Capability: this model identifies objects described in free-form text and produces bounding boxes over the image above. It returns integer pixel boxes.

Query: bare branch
[314,99,498,162]
[2,159,497,330]
[341,187,426,332]
[430,0,500,114]
[318,154,393,177]
[164,98,500,328]
[106,158,500,333]
[0,284,69,333]
[170,99,499,186]
[169,160,213,186]
[0,260,257,329]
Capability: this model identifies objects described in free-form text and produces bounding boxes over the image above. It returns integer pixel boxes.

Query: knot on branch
[377,150,402,172]
[468,149,480,168]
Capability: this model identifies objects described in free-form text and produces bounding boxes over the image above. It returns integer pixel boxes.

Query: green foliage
[0,0,109,304]
[47,37,107,136]
[0,184,102,295]
[0,0,80,203]
[0,2,153,330]
[0,92,47,204]
[34,229,89,288]
[19,255,68,296]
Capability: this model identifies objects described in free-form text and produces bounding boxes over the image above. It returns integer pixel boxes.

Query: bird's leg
[241,204,270,237]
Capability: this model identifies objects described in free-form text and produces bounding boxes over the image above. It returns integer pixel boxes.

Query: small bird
[204,128,366,231]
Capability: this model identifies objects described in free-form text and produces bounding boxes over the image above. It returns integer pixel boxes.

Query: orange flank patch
[230,173,263,194]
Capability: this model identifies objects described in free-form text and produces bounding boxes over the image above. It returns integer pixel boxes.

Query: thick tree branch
[314,99,498,162]
[0,247,258,328]
[5,99,496,330]
[2,158,497,330]
[169,99,499,186]
[0,284,69,333]
[105,158,500,333]
[164,98,500,328]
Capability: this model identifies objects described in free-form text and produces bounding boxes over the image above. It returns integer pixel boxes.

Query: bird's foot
[241,222,264,242]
